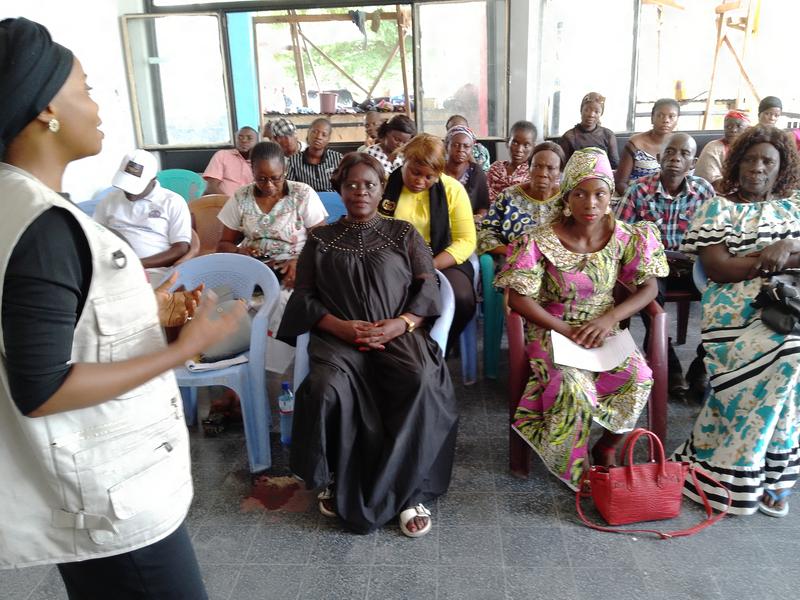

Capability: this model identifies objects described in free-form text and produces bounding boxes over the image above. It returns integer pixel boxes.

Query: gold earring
[48,118,60,133]
[563,206,572,217]
[605,205,611,215]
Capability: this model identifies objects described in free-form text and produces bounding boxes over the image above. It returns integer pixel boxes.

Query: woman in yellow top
[379,133,477,349]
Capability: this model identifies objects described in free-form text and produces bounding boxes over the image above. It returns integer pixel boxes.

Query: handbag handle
[619,428,669,487]
[575,466,732,539]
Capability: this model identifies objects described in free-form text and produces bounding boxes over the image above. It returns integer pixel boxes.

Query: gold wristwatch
[398,314,416,333]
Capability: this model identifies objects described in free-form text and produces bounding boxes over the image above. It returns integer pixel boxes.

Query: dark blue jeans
[57,523,207,600]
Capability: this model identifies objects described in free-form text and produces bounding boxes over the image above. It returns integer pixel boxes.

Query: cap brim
[112,171,149,195]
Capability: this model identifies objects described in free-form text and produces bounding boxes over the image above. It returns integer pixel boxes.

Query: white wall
[3,0,144,201]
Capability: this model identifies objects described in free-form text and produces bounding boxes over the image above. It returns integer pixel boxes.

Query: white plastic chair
[293,269,455,391]
[170,253,280,472]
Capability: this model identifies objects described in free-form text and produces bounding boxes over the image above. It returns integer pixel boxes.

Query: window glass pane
[124,15,231,146]
[539,0,634,135]
[253,6,413,143]
[416,1,507,137]
[636,0,800,131]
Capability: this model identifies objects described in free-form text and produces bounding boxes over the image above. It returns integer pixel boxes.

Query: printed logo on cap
[124,160,144,178]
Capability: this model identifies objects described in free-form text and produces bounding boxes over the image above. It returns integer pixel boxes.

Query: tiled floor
[4,302,800,599]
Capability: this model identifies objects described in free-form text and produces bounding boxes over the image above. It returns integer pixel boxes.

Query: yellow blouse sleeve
[442,175,477,264]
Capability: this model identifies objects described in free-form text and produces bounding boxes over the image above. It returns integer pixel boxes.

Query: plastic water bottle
[278,382,294,446]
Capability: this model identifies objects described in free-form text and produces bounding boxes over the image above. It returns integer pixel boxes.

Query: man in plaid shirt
[616,132,715,399]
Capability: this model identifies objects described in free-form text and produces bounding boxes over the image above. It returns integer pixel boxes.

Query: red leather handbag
[576,428,731,539]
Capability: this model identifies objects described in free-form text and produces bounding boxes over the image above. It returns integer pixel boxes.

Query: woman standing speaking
[0,18,241,598]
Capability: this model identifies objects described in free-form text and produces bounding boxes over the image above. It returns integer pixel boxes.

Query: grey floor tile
[453,435,495,466]
[504,567,580,600]
[438,526,503,567]
[457,413,491,436]
[373,524,439,566]
[496,490,559,527]
[27,568,68,600]
[437,492,498,526]
[751,526,800,570]
[201,564,242,600]
[561,526,638,570]
[191,437,248,465]
[499,526,568,568]
[748,503,800,529]
[630,525,765,571]
[448,462,497,493]
[493,465,554,493]
[193,525,257,564]
[229,565,305,600]
[1,566,54,600]
[573,568,648,600]
[187,489,222,530]
[712,565,797,600]
[308,523,377,566]
[260,504,321,528]
[192,462,232,493]
[298,566,369,600]
[641,565,722,600]
[246,523,317,565]
[366,566,437,600]
[437,566,506,600]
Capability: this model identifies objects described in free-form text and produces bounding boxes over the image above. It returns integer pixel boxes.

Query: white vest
[0,164,193,568]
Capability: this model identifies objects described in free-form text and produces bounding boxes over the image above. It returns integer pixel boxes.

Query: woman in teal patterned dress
[672,125,800,516]
[496,148,668,489]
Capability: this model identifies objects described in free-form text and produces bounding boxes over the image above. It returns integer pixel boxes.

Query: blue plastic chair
[318,191,347,223]
[480,253,504,380]
[458,254,480,385]
[169,253,280,473]
[293,268,456,391]
[157,169,207,201]
[693,259,708,293]
[76,186,116,217]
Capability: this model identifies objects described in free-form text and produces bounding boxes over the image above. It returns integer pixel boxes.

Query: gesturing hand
[154,272,204,328]
[176,290,248,358]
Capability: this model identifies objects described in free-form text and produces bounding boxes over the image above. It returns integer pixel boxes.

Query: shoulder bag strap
[575,467,732,540]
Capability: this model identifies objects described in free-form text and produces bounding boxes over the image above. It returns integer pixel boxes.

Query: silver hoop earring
[48,118,60,133]
[563,206,572,217]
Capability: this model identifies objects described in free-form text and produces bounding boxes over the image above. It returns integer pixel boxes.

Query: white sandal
[399,503,432,538]
[317,485,337,518]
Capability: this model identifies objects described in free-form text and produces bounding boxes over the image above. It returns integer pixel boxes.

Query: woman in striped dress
[673,125,800,516]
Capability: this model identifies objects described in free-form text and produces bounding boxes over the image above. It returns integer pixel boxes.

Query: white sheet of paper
[185,354,248,372]
[550,328,637,372]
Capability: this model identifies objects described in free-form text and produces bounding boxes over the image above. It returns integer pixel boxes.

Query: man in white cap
[94,149,192,280]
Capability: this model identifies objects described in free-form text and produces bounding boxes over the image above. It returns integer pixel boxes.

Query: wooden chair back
[189,195,228,255]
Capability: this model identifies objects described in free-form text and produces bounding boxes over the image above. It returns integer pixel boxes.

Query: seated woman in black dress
[278,153,458,538]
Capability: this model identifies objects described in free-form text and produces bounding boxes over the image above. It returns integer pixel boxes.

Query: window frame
[133,0,510,148]
[120,12,236,149]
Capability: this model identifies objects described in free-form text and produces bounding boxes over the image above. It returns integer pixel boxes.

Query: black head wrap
[0,18,74,157]
[758,96,782,114]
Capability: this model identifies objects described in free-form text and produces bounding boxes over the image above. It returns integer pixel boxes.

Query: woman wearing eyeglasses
[217,141,328,289]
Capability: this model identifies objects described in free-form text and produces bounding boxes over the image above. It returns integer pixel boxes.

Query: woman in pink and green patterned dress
[495,147,668,489]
